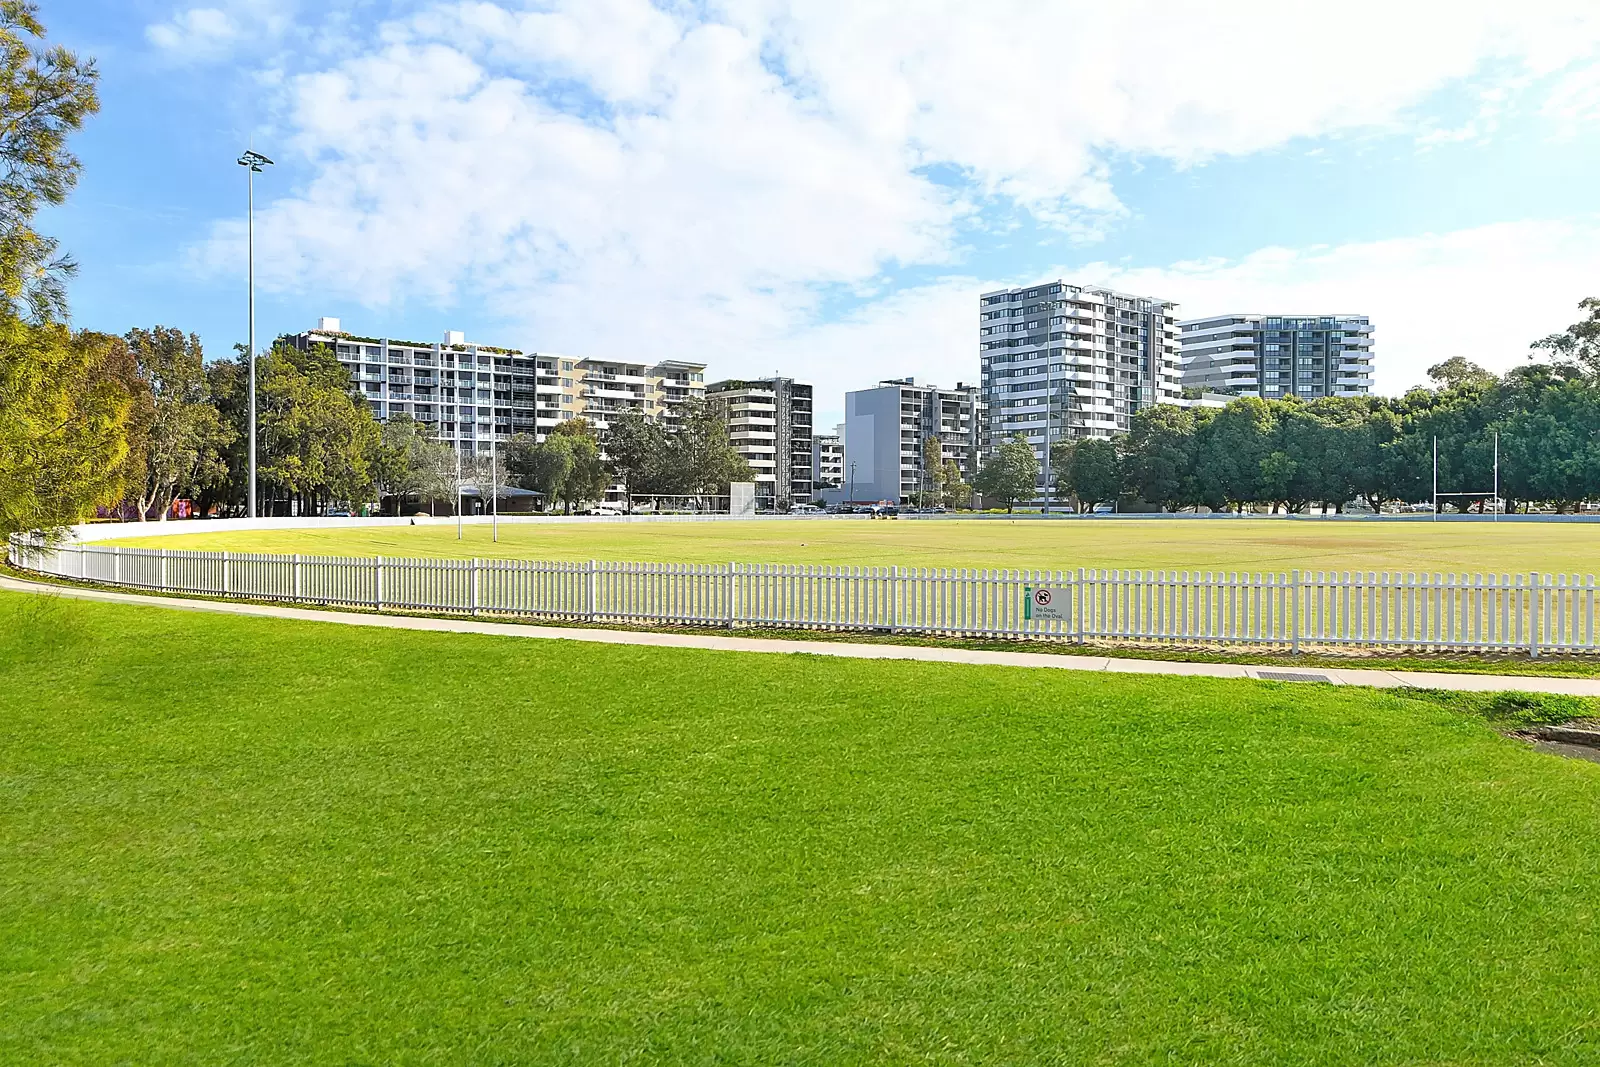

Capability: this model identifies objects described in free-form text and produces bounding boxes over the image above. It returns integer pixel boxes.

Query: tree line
[519,407,752,512]
[972,303,1600,514]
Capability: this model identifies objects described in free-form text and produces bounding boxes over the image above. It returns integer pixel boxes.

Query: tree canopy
[974,434,1039,512]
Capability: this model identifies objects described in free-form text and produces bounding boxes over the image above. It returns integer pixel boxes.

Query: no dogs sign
[1024,586,1070,622]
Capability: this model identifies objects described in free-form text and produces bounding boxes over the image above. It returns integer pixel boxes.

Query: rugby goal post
[1432,433,1500,521]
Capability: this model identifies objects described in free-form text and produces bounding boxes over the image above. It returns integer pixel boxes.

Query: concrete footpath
[6,573,1600,697]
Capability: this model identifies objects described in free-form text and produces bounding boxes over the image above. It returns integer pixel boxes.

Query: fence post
[889,566,899,632]
[222,550,231,595]
[588,558,598,623]
[470,558,480,616]
[292,554,302,601]
[727,561,737,629]
[114,545,122,585]
[1531,571,1541,658]
[374,555,383,611]
[159,548,168,592]
[1291,569,1301,655]
[1074,567,1084,644]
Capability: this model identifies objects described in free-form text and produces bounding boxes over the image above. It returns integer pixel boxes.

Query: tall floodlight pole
[848,460,857,507]
[491,426,499,543]
[236,149,274,518]
[456,443,463,540]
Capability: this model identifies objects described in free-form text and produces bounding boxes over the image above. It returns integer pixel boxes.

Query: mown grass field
[4,588,1600,1063]
[104,516,1600,574]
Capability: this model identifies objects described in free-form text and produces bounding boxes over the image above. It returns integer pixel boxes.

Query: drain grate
[1256,671,1334,684]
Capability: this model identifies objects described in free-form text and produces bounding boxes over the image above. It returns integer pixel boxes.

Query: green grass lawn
[4,590,1600,1063]
[104,515,1600,574]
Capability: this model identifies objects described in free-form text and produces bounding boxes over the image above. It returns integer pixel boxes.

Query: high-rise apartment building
[978,281,1180,491]
[844,378,980,504]
[291,318,705,454]
[705,376,813,508]
[1178,314,1374,398]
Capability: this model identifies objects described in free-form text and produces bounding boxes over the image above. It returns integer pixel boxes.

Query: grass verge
[3,587,1600,1063]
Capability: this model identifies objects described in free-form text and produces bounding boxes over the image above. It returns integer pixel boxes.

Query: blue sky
[43,0,1600,427]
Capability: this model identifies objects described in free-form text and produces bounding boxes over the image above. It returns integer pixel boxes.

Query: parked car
[791,503,822,513]
[325,508,352,518]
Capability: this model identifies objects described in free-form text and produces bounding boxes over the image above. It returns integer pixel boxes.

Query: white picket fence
[9,535,1598,655]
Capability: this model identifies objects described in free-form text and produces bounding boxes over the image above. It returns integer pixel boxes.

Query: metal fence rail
[9,536,1595,656]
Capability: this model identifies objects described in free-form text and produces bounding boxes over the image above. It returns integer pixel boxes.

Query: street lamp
[237,148,273,518]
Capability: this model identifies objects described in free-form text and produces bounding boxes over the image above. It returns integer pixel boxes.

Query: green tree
[974,434,1039,513]
[124,326,232,520]
[1194,397,1274,511]
[1427,357,1497,391]
[938,458,970,509]
[660,401,753,497]
[507,433,572,512]
[256,342,380,514]
[919,435,944,507]
[1280,398,1371,512]
[524,418,611,512]
[370,414,451,515]
[1257,449,1299,512]
[561,435,609,512]
[0,2,99,322]
[193,354,249,516]
[1063,436,1121,511]
[0,3,115,537]
[1120,405,1202,511]
[0,324,138,535]
[604,408,670,509]
[1532,297,1600,378]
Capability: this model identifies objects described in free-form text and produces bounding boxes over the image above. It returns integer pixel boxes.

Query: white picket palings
[10,534,1600,656]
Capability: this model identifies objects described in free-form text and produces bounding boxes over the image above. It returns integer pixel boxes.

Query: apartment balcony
[583,386,647,402]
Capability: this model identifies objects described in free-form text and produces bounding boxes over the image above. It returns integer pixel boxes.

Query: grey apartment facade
[978,280,1180,501]
[1178,314,1375,398]
[843,378,980,504]
[291,318,707,459]
[811,428,844,496]
[289,317,553,455]
[705,376,814,508]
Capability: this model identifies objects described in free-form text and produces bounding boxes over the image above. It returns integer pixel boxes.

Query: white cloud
[1544,65,1600,135]
[186,0,1600,424]
[146,0,292,59]
[730,0,1600,216]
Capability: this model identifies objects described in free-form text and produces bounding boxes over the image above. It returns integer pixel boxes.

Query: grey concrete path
[6,573,1600,696]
